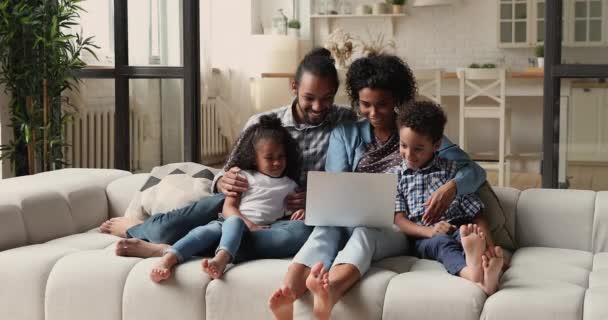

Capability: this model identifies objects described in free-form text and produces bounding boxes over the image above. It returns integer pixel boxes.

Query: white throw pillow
[124,162,218,221]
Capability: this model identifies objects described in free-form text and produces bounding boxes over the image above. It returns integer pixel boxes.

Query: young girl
[150,114,305,282]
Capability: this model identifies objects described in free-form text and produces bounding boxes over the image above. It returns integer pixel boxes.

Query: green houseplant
[389,0,406,14]
[287,19,300,37]
[0,0,97,176]
[535,44,544,68]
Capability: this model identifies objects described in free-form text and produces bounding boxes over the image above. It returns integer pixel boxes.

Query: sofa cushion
[45,229,121,250]
[592,191,608,253]
[106,173,150,218]
[383,271,486,320]
[0,244,78,320]
[482,247,594,320]
[516,189,596,251]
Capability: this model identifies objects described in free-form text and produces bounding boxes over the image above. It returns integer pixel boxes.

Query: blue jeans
[414,230,466,275]
[168,216,246,262]
[126,193,226,244]
[165,217,313,263]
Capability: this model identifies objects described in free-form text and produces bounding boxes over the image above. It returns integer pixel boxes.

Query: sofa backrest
[512,188,608,253]
[0,169,131,251]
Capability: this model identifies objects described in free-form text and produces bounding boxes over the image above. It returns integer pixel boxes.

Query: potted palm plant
[0,0,97,176]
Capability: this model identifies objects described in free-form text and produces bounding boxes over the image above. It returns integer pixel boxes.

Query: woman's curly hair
[397,101,447,143]
[346,54,417,110]
[226,114,301,182]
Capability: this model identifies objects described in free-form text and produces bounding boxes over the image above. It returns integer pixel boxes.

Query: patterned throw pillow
[124,162,218,221]
[478,181,517,251]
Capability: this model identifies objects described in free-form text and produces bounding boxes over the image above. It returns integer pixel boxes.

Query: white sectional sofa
[1,168,608,320]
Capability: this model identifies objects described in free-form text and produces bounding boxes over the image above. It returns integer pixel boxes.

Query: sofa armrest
[0,169,131,251]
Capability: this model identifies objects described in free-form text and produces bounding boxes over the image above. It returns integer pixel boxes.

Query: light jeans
[292,225,409,275]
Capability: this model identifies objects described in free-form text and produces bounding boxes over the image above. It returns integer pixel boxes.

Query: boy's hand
[430,221,455,237]
[218,167,249,197]
[246,222,270,232]
[422,180,457,225]
[290,209,306,221]
[286,188,306,211]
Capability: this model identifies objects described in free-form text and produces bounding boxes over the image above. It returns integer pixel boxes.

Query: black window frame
[73,0,201,170]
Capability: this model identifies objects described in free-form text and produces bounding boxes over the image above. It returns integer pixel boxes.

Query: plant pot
[288,28,300,37]
[392,4,404,14]
[537,57,544,68]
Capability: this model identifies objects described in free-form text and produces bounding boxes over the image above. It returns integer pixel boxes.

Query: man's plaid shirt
[394,156,484,226]
[227,101,356,186]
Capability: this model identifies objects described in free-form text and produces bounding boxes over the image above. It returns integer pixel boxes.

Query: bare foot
[480,246,504,295]
[306,262,333,320]
[99,217,142,238]
[268,286,296,320]
[202,250,231,279]
[115,238,169,258]
[150,253,178,283]
[460,224,485,283]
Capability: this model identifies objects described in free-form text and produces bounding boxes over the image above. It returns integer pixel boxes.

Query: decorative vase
[392,4,404,14]
[356,4,372,15]
[537,57,544,68]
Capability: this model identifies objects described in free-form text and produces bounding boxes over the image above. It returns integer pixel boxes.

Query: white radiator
[64,109,143,170]
[201,97,229,164]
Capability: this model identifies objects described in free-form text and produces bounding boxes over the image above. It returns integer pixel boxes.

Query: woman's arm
[325,125,352,173]
[438,136,486,195]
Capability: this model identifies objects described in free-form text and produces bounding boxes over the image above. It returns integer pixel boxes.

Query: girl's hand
[247,222,270,232]
[422,180,457,225]
[290,209,306,221]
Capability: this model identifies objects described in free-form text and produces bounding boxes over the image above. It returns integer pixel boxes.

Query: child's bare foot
[480,246,504,295]
[202,250,231,279]
[306,262,333,320]
[115,238,169,258]
[100,217,142,238]
[150,252,178,283]
[268,286,296,320]
[460,224,485,283]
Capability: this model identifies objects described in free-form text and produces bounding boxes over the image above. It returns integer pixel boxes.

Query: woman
[268,54,487,320]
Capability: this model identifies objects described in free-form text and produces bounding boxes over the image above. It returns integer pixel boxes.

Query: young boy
[394,101,503,295]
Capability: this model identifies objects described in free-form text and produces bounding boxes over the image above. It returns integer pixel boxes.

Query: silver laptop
[305,171,398,229]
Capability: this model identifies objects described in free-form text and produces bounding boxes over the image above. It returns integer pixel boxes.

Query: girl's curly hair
[226,114,301,182]
[346,54,417,110]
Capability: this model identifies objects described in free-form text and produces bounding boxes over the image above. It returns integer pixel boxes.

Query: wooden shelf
[310,13,407,18]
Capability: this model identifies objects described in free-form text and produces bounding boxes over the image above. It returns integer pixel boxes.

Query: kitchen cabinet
[498,0,607,47]
[568,86,608,162]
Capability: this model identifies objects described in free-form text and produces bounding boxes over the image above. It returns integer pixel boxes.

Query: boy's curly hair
[397,101,446,143]
[346,54,417,109]
[226,114,301,182]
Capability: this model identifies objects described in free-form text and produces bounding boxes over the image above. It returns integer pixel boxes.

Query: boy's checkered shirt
[394,156,484,226]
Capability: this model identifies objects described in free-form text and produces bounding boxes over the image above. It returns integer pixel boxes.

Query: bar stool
[414,69,442,105]
[457,68,511,187]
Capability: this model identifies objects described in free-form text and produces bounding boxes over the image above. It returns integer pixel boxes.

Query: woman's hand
[422,180,457,225]
[286,189,306,211]
[290,209,306,221]
[218,167,249,197]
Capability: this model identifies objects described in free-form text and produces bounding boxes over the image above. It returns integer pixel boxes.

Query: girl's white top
[237,170,298,225]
